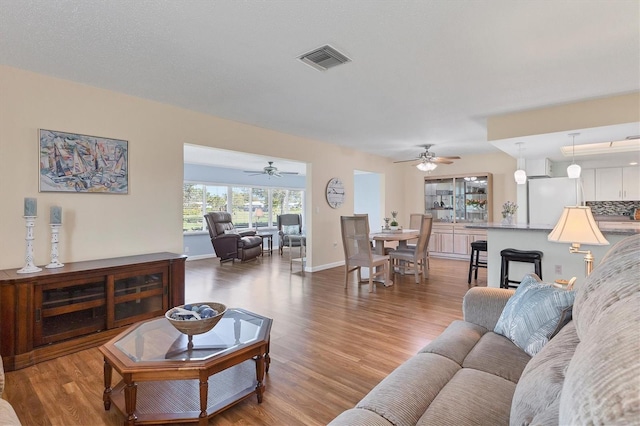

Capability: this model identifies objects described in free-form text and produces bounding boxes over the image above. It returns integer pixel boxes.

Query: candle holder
[46,223,64,269]
[17,216,42,274]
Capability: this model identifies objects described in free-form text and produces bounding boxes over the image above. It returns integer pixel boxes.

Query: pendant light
[567,133,581,179]
[513,142,527,185]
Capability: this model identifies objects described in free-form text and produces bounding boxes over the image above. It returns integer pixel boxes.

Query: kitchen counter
[466,222,639,235]
[465,224,635,288]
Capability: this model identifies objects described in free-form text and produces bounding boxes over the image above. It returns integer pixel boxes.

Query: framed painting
[39,129,129,194]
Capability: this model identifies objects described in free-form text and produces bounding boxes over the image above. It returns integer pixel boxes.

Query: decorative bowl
[165,302,227,336]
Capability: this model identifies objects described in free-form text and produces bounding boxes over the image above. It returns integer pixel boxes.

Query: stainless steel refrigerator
[528,177,580,226]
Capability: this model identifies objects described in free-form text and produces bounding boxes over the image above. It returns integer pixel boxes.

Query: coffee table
[99,308,272,426]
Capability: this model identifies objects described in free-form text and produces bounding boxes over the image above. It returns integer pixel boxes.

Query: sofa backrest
[511,234,639,425]
[559,233,640,425]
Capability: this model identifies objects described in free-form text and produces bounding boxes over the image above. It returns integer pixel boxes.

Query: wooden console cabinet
[0,252,186,371]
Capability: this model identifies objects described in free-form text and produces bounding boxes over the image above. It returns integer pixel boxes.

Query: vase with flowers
[390,211,399,230]
[501,201,518,225]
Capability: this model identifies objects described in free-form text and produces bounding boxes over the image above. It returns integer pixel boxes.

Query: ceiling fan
[394,144,460,171]
[243,161,299,177]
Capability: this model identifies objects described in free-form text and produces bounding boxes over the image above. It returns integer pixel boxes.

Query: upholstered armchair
[277,214,303,255]
[204,212,263,263]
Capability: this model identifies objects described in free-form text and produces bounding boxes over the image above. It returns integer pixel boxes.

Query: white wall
[0,65,403,270]
[354,172,382,231]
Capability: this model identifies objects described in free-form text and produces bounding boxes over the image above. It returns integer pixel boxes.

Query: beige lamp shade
[548,206,609,245]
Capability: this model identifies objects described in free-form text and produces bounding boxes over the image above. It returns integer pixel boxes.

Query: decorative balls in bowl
[165,302,227,336]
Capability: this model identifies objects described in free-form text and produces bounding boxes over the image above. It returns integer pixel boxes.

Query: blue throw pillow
[494,274,575,356]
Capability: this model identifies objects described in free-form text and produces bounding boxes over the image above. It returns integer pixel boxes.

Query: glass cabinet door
[34,279,106,346]
[425,178,455,222]
[462,176,489,222]
[113,266,168,327]
[425,174,491,224]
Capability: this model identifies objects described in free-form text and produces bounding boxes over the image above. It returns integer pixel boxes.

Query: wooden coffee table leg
[123,376,137,426]
[103,358,112,410]
[199,375,209,424]
[255,354,265,403]
[265,340,271,373]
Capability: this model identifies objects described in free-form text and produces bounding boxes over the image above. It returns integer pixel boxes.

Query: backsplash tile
[586,201,640,216]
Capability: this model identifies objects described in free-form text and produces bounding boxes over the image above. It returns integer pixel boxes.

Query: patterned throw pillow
[494,274,575,356]
[282,225,300,235]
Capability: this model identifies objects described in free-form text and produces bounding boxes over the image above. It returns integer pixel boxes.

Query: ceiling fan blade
[243,170,264,174]
[279,171,299,175]
[393,158,420,163]
[431,158,453,164]
[436,156,461,160]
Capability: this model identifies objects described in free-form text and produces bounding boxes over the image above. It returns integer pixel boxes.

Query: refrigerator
[528,177,580,226]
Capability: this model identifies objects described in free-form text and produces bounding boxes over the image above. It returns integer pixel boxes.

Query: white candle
[50,206,62,224]
[24,197,37,216]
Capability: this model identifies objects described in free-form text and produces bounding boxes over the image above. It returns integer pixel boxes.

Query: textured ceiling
[1,0,639,165]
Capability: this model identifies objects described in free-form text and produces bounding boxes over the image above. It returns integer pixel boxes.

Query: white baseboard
[306,260,344,273]
[185,254,216,261]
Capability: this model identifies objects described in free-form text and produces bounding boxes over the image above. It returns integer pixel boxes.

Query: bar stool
[468,240,487,285]
[500,249,543,289]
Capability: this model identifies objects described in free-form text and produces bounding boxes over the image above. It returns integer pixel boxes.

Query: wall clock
[326,177,345,209]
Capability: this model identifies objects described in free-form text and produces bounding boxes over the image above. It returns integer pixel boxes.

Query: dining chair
[340,214,391,292]
[399,213,432,270]
[388,214,433,283]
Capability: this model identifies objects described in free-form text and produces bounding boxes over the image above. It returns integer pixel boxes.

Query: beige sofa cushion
[417,368,516,426]
[560,234,640,425]
[418,320,487,365]
[510,321,579,425]
[328,408,393,425]
[462,332,531,383]
[355,353,460,425]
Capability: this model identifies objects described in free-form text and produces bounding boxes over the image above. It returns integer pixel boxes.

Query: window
[183,183,204,232]
[206,185,227,213]
[183,183,304,233]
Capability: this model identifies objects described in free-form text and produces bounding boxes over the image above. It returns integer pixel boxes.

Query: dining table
[370,229,420,255]
[368,229,420,285]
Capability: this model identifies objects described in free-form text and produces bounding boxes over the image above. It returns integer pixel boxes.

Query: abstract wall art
[39,129,128,194]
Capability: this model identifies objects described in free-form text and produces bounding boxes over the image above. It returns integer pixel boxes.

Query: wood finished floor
[4,252,486,426]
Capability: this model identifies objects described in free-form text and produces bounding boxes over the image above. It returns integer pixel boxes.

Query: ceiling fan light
[567,163,581,179]
[514,169,527,185]
[416,161,437,172]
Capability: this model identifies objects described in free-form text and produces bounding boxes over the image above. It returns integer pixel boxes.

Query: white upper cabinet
[595,167,640,201]
[623,166,640,200]
[581,169,596,202]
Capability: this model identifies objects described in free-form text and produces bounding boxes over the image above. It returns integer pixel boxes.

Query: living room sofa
[0,356,21,425]
[329,234,639,425]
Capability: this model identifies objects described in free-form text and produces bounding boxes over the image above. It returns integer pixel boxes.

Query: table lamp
[548,206,609,276]
[255,208,264,230]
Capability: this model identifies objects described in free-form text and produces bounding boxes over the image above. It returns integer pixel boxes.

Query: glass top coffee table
[99,308,272,426]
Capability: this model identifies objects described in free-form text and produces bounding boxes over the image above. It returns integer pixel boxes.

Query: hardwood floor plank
[4,254,486,425]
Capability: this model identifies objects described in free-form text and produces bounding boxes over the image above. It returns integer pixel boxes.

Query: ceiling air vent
[298,45,351,71]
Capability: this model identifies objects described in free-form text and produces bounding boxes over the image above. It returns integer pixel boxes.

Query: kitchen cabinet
[425,173,493,223]
[425,174,491,260]
[0,252,186,371]
[429,223,487,260]
[595,167,640,201]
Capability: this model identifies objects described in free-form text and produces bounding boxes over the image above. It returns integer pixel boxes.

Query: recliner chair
[204,212,263,263]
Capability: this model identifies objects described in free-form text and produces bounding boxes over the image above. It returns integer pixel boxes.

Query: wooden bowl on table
[165,302,227,337]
